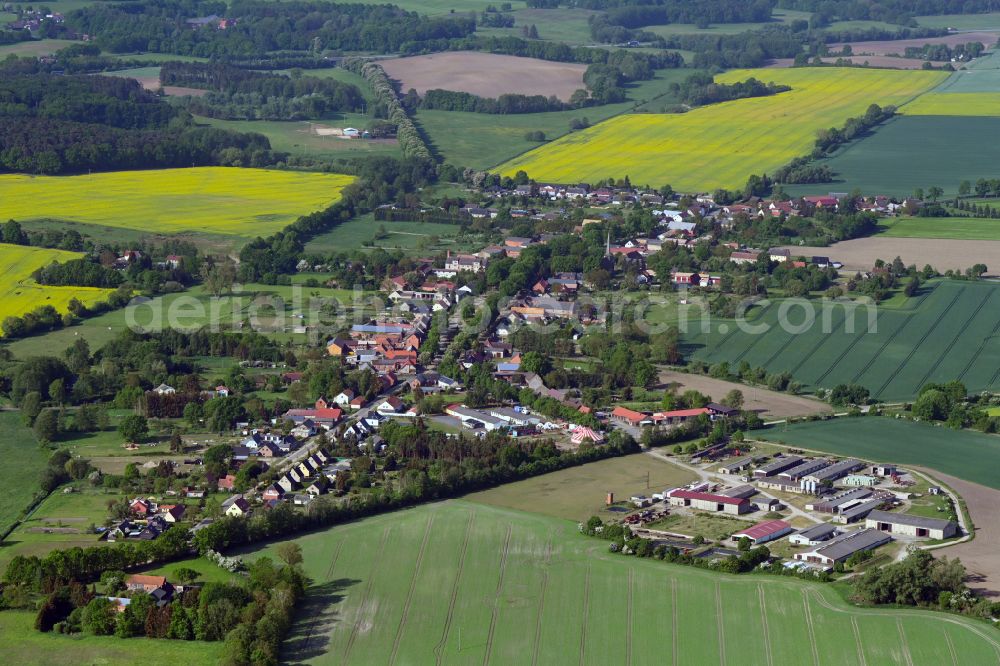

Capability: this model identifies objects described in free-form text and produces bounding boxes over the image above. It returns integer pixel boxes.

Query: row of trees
[342,59,432,160]
[419,89,571,114]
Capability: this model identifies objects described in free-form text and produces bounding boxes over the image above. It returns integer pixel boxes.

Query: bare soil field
[657,369,832,419]
[778,237,1000,274]
[380,51,587,101]
[830,31,998,58]
[767,56,931,69]
[133,76,207,97]
[921,468,1000,596]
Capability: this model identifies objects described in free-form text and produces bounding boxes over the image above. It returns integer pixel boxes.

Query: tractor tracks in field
[913,288,992,391]
[801,589,820,666]
[434,511,476,666]
[578,565,592,666]
[388,514,435,666]
[714,581,727,666]
[342,527,389,664]
[482,524,513,666]
[530,539,553,666]
[757,584,774,666]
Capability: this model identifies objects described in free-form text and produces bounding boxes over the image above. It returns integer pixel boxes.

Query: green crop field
[879,216,1000,240]
[254,499,1000,665]
[902,92,1000,116]
[197,117,403,160]
[0,243,115,328]
[752,417,1000,491]
[0,168,354,239]
[304,213,479,254]
[783,115,1000,198]
[683,280,1000,402]
[417,68,694,169]
[0,38,77,58]
[0,611,223,666]
[497,67,945,191]
[915,12,1000,29]
[0,412,46,536]
[477,8,601,44]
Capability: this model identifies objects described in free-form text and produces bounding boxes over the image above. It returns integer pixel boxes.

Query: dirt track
[778,238,1000,274]
[381,52,587,101]
[921,468,1000,596]
[657,369,832,420]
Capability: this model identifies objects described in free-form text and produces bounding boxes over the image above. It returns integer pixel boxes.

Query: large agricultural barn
[794,528,892,567]
[667,489,751,515]
[865,510,958,540]
[731,519,793,545]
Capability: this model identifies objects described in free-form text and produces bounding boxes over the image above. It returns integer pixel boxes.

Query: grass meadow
[879,216,1000,240]
[783,115,1000,198]
[197,116,403,160]
[752,417,1000,491]
[0,611,224,666]
[497,67,945,190]
[304,213,479,255]
[0,412,46,536]
[0,168,354,239]
[684,280,1000,401]
[0,243,115,328]
[254,499,1000,665]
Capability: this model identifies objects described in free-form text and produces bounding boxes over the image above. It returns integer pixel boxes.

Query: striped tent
[571,427,605,444]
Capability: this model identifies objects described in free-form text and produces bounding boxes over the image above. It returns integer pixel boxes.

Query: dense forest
[779,0,1000,26]
[160,62,365,120]
[419,89,571,114]
[0,71,280,174]
[67,0,477,56]
[601,0,775,28]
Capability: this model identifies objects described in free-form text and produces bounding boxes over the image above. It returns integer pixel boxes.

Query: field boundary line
[944,629,959,666]
[670,578,678,666]
[342,527,389,663]
[812,309,885,386]
[896,618,915,666]
[625,568,634,666]
[913,288,992,390]
[801,589,820,666]
[957,307,1000,382]
[849,313,914,384]
[434,511,476,666]
[850,617,868,666]
[579,564,591,666]
[482,523,513,666]
[873,287,962,397]
[530,539,553,666]
[388,513,435,666]
[715,581,727,666]
[757,584,774,666]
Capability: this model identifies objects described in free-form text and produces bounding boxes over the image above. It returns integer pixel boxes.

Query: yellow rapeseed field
[900,92,1000,116]
[497,67,946,191]
[0,167,355,238]
[0,243,114,331]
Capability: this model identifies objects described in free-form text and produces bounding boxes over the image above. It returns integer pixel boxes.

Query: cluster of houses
[217,448,360,511]
[106,574,178,612]
[104,498,187,542]
[610,403,739,430]
[326,317,431,378]
[2,5,65,32]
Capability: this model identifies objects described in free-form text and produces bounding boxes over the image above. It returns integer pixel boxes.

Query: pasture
[0,38,77,58]
[0,243,114,327]
[417,68,692,168]
[258,499,1000,665]
[684,280,1000,402]
[197,116,402,160]
[304,213,478,255]
[382,52,587,101]
[496,67,945,191]
[751,417,1000,491]
[0,168,354,239]
[879,216,1000,241]
[0,412,46,537]
[0,611,223,666]
[783,115,1000,198]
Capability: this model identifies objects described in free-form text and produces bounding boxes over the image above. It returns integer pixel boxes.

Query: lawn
[879,216,1000,240]
[196,116,402,160]
[0,168,354,239]
[783,115,1000,199]
[417,68,694,169]
[139,555,240,585]
[0,412,46,536]
[0,611,224,666]
[304,213,479,254]
[497,67,946,191]
[465,452,696,521]
[251,499,1000,665]
[0,243,115,328]
[683,280,1000,401]
[751,417,1000,491]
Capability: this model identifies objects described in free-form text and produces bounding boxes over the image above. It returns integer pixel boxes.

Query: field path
[434,511,476,665]
[481,524,512,666]
[342,528,389,663]
[757,584,774,666]
[388,514,435,666]
[714,581,727,666]
[801,589,820,666]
